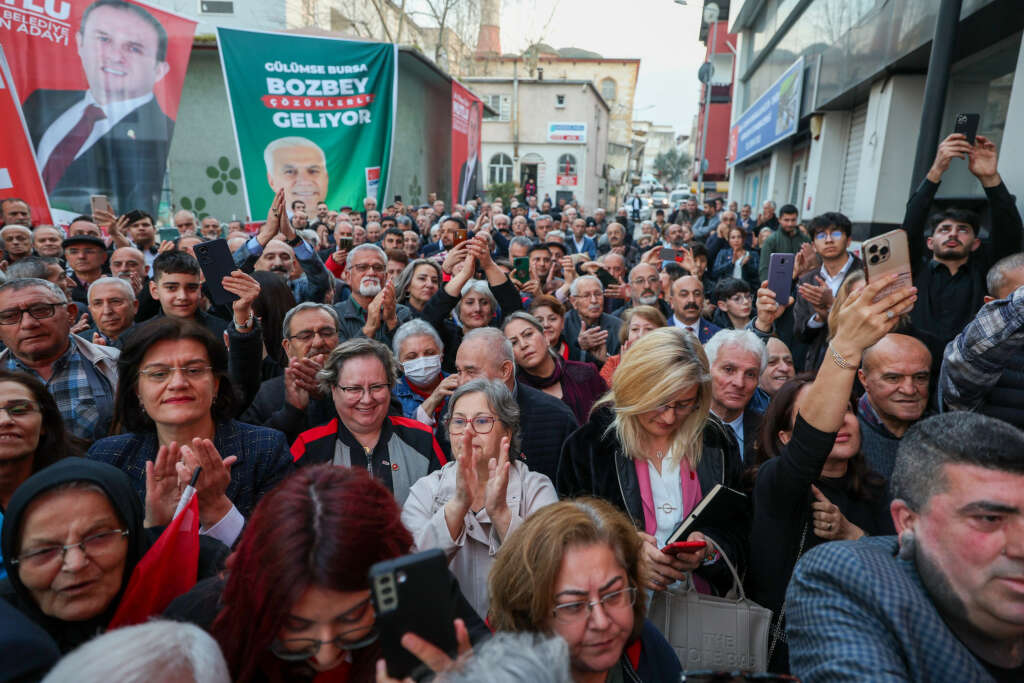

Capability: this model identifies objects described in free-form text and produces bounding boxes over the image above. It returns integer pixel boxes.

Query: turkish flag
[107,492,200,630]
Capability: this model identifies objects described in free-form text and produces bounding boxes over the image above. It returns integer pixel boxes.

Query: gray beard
[359,281,382,297]
[637,294,658,305]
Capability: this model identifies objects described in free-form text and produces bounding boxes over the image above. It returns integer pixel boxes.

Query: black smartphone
[513,256,530,282]
[658,247,678,261]
[595,267,618,288]
[954,113,980,145]
[394,194,402,203]
[158,226,179,243]
[193,239,238,307]
[337,236,354,251]
[766,252,795,306]
[370,549,457,680]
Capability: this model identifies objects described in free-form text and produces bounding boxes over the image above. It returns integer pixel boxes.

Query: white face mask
[403,354,442,386]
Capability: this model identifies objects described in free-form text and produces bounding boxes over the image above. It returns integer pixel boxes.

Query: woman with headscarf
[0,459,225,654]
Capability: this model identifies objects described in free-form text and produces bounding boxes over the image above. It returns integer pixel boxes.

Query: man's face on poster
[467,104,480,161]
[267,143,329,212]
[76,5,169,105]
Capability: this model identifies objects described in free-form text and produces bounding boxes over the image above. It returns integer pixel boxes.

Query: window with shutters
[482,95,511,122]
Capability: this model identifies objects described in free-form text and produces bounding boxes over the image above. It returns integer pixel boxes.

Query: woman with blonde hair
[558,327,747,595]
[488,497,681,682]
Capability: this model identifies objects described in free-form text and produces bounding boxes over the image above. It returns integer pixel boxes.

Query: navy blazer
[87,420,295,518]
[666,316,721,344]
[22,89,172,216]
[565,235,598,260]
[787,536,1005,681]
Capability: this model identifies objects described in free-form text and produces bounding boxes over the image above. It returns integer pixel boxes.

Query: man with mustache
[333,244,412,344]
[905,133,1022,349]
[241,302,343,442]
[788,412,1024,681]
[612,263,672,320]
[667,275,720,343]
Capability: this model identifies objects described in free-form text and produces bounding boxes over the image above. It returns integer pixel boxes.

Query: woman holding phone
[558,327,747,596]
[164,466,487,682]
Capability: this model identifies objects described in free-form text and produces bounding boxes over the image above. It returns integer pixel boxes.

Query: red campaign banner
[0,0,196,221]
[0,46,52,225]
[451,79,481,207]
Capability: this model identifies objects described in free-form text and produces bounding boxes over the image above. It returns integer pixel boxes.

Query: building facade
[724,0,1023,236]
[693,5,737,199]
[466,78,610,210]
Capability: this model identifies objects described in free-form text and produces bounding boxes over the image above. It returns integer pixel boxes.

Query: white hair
[0,224,30,238]
[440,632,570,683]
[462,326,515,365]
[42,620,229,683]
[345,243,387,268]
[459,279,498,313]
[392,318,444,357]
[704,328,768,373]
[87,276,136,303]
[263,136,325,175]
[569,274,602,297]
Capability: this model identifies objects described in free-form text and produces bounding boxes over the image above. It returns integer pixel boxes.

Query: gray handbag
[646,538,771,672]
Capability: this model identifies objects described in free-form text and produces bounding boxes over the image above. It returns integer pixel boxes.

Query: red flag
[107,492,200,630]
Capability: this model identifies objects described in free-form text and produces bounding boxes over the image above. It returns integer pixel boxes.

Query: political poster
[728,57,803,166]
[0,46,52,225]
[451,80,481,206]
[0,0,196,223]
[217,28,397,219]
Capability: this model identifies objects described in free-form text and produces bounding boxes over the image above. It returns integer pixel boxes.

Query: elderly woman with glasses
[290,338,444,505]
[488,497,681,682]
[1,460,226,654]
[88,318,295,549]
[401,379,557,618]
[558,327,747,596]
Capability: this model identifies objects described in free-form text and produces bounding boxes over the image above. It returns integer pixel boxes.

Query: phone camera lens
[868,245,877,253]
[396,571,407,584]
[870,255,879,264]
[880,246,890,256]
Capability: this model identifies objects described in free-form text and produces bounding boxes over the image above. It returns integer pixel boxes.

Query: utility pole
[909,0,963,196]
[697,2,720,204]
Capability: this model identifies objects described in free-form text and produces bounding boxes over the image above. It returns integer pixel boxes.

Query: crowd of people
[0,131,1023,682]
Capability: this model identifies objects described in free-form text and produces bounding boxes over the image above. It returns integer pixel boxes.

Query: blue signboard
[728,57,804,166]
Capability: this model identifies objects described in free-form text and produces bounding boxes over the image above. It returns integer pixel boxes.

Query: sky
[498,0,711,139]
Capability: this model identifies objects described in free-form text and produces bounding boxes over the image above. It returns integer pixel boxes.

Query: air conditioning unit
[200,0,234,14]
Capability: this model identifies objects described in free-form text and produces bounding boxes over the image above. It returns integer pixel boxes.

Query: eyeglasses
[655,398,697,415]
[448,415,497,435]
[351,263,387,274]
[270,598,377,660]
[138,364,213,383]
[574,291,603,300]
[813,230,845,241]
[552,586,637,623]
[630,277,660,287]
[336,383,390,399]
[0,302,67,325]
[12,529,129,570]
[288,327,339,342]
[727,293,753,304]
[0,400,40,419]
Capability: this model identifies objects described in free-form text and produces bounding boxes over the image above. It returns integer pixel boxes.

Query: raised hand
[753,280,794,333]
[144,442,184,527]
[222,270,261,328]
[70,312,91,334]
[797,276,834,320]
[928,133,973,182]
[831,273,917,360]
[811,485,864,540]
[375,619,473,683]
[484,437,512,539]
[177,438,237,528]
[968,134,1000,186]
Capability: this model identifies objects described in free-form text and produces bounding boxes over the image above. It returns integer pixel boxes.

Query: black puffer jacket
[557,406,749,595]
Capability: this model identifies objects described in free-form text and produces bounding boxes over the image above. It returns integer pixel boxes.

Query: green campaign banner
[216,28,397,218]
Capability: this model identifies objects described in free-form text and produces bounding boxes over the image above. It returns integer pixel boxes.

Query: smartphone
[953,113,980,145]
[193,239,238,307]
[370,549,457,680]
[766,252,795,306]
[661,540,707,554]
[513,256,530,282]
[862,229,913,304]
[394,194,402,203]
[451,228,468,247]
[595,267,618,288]
[89,194,112,218]
[658,247,678,261]
[337,236,354,251]
[158,227,179,243]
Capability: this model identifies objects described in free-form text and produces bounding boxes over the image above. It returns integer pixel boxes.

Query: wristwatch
[234,311,255,332]
[286,234,304,247]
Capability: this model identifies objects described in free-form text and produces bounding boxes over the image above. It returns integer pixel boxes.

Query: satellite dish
[703,2,720,23]
[698,62,714,84]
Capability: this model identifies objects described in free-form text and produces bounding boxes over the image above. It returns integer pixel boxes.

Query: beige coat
[401,459,557,619]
